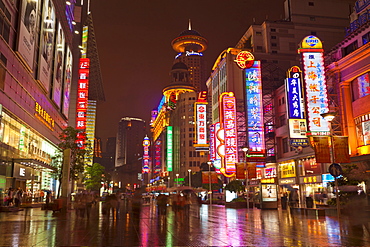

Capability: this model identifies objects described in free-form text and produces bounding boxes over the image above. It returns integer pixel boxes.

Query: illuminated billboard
[38,0,56,92]
[286,66,304,119]
[194,91,207,146]
[52,22,65,108]
[75,58,90,149]
[154,139,161,174]
[142,136,150,174]
[62,47,72,117]
[209,124,215,161]
[288,119,308,139]
[166,126,173,172]
[220,92,238,173]
[245,61,265,161]
[17,0,40,70]
[299,36,330,135]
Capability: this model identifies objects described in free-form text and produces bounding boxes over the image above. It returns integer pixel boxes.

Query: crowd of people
[2,188,55,208]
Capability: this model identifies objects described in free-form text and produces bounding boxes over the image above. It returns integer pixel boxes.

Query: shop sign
[311,136,331,163]
[279,178,295,185]
[333,136,350,163]
[302,157,321,175]
[264,167,276,178]
[261,184,277,201]
[249,179,260,186]
[35,102,55,130]
[234,51,254,69]
[195,102,207,145]
[261,178,275,184]
[299,175,322,184]
[286,66,304,119]
[289,119,307,139]
[13,164,31,180]
[279,161,296,178]
[166,126,173,172]
[290,138,309,147]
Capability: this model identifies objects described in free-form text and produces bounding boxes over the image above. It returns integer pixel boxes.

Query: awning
[12,158,57,172]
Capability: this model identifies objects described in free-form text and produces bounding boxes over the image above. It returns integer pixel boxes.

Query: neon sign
[75,58,90,149]
[195,103,207,145]
[299,36,329,135]
[220,92,238,173]
[209,124,215,161]
[214,122,222,171]
[142,136,150,173]
[286,66,304,119]
[234,51,255,69]
[166,126,173,172]
[154,139,161,174]
[245,61,265,160]
[35,102,55,130]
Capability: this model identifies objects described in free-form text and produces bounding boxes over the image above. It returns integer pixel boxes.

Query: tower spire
[188,19,191,30]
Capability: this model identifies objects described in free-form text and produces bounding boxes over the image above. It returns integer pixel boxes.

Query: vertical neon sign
[220,92,238,173]
[299,36,329,135]
[154,139,161,174]
[75,58,90,149]
[194,91,208,146]
[245,61,265,160]
[167,126,173,172]
[286,66,304,119]
[142,136,150,173]
[209,124,215,161]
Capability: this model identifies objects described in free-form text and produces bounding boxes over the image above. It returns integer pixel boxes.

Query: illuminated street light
[321,111,340,218]
[241,147,250,208]
[207,161,213,205]
[176,173,179,187]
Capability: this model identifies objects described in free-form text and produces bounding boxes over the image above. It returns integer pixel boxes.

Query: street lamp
[188,169,192,187]
[242,147,250,208]
[321,111,340,218]
[176,173,179,187]
[207,161,213,205]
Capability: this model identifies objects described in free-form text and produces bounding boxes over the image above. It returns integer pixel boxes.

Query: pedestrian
[131,190,142,217]
[40,190,45,202]
[289,190,299,208]
[46,190,52,206]
[14,188,23,207]
[156,193,168,215]
[105,193,118,218]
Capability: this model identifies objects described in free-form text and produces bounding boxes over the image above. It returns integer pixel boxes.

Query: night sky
[90,0,285,149]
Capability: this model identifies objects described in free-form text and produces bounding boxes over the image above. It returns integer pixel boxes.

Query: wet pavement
[0,202,370,246]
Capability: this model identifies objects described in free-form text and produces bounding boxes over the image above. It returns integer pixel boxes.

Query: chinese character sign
[142,136,150,173]
[209,124,215,161]
[75,58,90,149]
[214,122,222,170]
[286,66,304,119]
[154,139,161,174]
[221,93,238,173]
[299,36,329,135]
[245,61,265,154]
[195,103,207,145]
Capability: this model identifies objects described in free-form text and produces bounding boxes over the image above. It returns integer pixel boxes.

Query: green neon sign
[167,126,173,171]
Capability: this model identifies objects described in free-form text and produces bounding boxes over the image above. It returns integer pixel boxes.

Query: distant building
[115,117,147,190]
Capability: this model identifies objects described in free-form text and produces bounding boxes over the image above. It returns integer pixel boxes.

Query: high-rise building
[171,21,208,91]
[0,1,101,195]
[115,117,147,190]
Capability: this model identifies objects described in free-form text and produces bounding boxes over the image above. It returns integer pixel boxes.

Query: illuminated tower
[171,21,208,91]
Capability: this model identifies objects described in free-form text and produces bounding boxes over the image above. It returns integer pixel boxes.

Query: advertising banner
[236,163,245,179]
[202,171,218,184]
[303,157,321,175]
[333,136,350,163]
[62,47,72,117]
[38,0,56,92]
[311,136,331,163]
[52,22,65,108]
[289,119,308,138]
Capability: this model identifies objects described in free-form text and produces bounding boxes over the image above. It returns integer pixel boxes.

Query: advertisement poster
[363,120,370,145]
[289,119,307,138]
[52,22,65,108]
[333,136,350,163]
[312,136,331,163]
[236,163,245,179]
[38,0,56,92]
[202,171,218,184]
[261,184,277,201]
[17,0,40,70]
[62,47,72,117]
[303,157,321,175]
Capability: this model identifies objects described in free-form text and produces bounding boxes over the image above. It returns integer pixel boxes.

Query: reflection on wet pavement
[0,203,370,246]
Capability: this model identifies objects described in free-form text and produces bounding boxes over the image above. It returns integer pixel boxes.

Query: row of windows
[189,161,201,167]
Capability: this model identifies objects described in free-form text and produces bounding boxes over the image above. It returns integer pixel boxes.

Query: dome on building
[171,62,188,70]
[177,29,203,38]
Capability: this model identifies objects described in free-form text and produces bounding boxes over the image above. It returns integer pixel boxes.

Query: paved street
[1,202,370,247]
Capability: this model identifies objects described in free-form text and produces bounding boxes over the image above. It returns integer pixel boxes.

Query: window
[343,41,358,56]
[189,151,192,157]
[271,28,276,32]
[256,31,262,35]
[271,36,276,39]
[362,31,370,45]
[310,16,316,21]
[282,138,289,153]
[189,140,193,146]
[308,2,314,6]
[352,73,370,101]
[282,97,285,104]
[271,43,277,47]
[256,46,262,51]
[279,114,286,127]
[272,51,278,54]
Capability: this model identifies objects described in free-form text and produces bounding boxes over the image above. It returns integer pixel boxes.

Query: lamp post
[188,169,191,187]
[321,111,340,218]
[207,161,213,205]
[176,173,179,187]
[242,147,250,208]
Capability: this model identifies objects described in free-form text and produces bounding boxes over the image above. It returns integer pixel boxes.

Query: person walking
[156,194,168,215]
[14,188,23,207]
